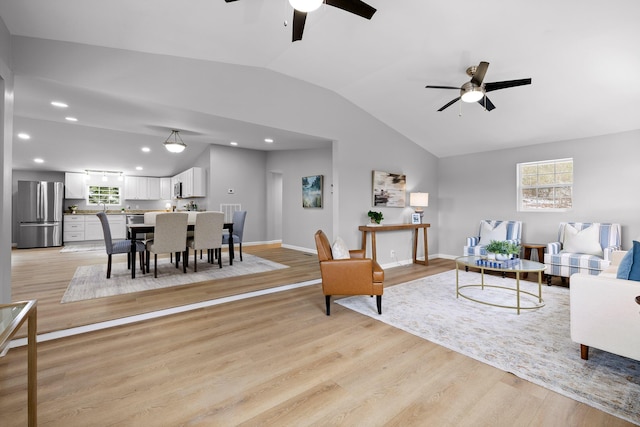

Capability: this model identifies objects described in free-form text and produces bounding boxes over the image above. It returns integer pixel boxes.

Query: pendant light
[163,130,186,153]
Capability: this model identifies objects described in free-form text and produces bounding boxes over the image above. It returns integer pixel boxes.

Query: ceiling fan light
[460,82,484,103]
[289,0,323,12]
[163,130,187,153]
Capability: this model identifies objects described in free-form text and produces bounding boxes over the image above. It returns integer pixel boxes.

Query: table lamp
[410,192,429,220]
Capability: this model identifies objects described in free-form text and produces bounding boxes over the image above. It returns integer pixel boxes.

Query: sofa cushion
[562,223,603,257]
[479,221,507,244]
[331,236,351,260]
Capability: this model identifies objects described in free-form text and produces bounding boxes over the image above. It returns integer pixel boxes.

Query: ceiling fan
[425,61,532,112]
[224,0,377,42]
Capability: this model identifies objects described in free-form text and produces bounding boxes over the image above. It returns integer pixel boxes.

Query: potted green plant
[69,205,78,214]
[484,240,520,260]
[367,210,384,225]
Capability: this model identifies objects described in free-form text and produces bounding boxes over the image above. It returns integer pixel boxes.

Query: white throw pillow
[479,221,507,244]
[562,224,603,257]
[331,236,351,259]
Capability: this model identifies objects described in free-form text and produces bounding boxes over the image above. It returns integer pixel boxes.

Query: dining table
[127,222,234,279]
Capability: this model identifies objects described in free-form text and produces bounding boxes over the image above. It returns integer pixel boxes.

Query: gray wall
[438,130,640,258]
[0,18,12,303]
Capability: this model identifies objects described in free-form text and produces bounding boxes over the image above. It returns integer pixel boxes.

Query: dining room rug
[336,269,640,425]
[60,243,106,253]
[61,254,288,303]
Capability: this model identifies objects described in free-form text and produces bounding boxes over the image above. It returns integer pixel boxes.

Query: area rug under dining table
[336,269,640,425]
[62,253,288,303]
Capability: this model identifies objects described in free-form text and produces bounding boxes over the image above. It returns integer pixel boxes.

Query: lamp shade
[289,0,323,12]
[410,192,429,207]
[163,130,187,153]
[460,82,484,103]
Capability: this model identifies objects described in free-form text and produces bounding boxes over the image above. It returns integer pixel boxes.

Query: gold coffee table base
[455,256,546,314]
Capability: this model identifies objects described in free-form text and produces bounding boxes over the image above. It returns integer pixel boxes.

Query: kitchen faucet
[99,202,107,212]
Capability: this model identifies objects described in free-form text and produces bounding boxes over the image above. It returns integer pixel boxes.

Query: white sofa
[570,251,640,361]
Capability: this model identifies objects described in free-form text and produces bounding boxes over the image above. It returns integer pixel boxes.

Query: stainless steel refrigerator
[17,181,64,248]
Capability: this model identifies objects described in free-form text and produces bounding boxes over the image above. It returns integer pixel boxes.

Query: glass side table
[1,300,37,427]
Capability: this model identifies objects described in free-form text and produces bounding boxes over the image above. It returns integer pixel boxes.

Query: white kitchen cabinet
[64,172,87,199]
[125,176,164,200]
[84,216,104,240]
[175,167,205,198]
[147,177,161,200]
[160,177,172,200]
[64,214,126,242]
[63,215,85,242]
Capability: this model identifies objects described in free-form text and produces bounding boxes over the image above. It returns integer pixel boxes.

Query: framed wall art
[372,170,406,207]
[302,175,323,208]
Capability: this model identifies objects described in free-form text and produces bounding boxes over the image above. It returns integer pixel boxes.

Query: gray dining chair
[97,212,146,279]
[187,211,225,271]
[222,210,247,262]
[145,213,189,278]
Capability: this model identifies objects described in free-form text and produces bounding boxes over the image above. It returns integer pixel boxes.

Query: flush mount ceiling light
[163,130,186,153]
[289,0,323,12]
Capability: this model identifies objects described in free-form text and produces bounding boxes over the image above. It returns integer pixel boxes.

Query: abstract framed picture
[302,175,323,208]
[372,170,406,207]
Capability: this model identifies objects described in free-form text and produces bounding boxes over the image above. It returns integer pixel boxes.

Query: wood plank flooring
[1,246,633,426]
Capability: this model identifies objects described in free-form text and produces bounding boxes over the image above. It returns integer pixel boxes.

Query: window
[88,185,121,206]
[517,158,573,211]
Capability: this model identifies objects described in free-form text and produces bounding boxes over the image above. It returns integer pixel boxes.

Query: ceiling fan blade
[325,0,377,19]
[292,9,307,42]
[224,0,239,2]
[426,85,460,90]
[470,61,489,86]
[438,97,461,112]
[484,78,532,92]
[478,96,496,111]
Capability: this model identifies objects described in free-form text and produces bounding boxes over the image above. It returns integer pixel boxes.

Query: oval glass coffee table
[455,256,546,314]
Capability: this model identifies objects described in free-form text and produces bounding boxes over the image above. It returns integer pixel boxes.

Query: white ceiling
[2,0,639,177]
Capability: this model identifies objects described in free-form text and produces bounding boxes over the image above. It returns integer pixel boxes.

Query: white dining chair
[145,213,189,278]
[186,211,225,271]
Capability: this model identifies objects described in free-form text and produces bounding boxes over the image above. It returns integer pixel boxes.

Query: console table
[358,223,430,265]
[0,300,37,426]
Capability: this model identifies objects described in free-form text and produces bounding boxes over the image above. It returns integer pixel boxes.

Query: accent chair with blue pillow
[544,222,621,286]
[463,220,523,257]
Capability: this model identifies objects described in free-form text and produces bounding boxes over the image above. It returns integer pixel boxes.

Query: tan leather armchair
[314,230,384,316]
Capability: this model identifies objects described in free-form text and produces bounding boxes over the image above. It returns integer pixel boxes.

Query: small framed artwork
[411,213,421,224]
[302,175,323,208]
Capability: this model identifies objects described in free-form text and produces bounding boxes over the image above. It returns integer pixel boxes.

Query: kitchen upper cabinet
[160,177,172,200]
[125,176,161,200]
[176,167,205,198]
[64,172,87,199]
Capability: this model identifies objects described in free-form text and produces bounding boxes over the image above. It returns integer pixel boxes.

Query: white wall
[438,130,640,258]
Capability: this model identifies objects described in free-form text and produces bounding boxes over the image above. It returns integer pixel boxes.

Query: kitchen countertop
[64,210,167,215]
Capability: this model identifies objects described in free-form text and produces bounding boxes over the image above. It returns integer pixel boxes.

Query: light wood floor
[1,246,633,426]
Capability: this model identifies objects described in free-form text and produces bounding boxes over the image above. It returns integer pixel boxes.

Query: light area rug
[60,243,106,253]
[62,254,288,303]
[336,270,640,425]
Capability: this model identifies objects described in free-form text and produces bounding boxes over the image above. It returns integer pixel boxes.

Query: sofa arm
[547,241,561,255]
[466,236,480,246]
[319,259,381,295]
[570,273,640,361]
[603,245,622,261]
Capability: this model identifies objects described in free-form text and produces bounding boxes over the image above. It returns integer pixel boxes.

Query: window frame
[87,184,123,207]
[517,158,573,212]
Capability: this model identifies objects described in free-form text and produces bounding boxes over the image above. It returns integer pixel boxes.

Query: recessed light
[51,101,68,108]
[17,133,31,140]
[230,141,238,146]
[34,158,44,163]
[141,147,151,152]
[65,117,78,122]
[135,166,143,171]
[264,138,274,143]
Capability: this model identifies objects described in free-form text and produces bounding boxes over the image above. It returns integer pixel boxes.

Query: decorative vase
[486,252,496,260]
[495,253,510,261]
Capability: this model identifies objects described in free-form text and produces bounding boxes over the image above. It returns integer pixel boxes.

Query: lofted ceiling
[2,0,639,177]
